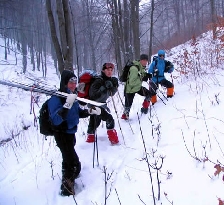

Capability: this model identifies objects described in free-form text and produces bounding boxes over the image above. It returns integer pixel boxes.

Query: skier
[48,69,101,196]
[121,54,156,120]
[148,50,174,104]
[86,63,119,144]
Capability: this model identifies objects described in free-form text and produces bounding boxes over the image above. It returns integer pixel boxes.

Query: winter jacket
[148,50,174,84]
[89,72,118,103]
[125,60,148,93]
[48,70,89,134]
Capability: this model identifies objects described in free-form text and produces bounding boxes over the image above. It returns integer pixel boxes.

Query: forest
[0,0,223,76]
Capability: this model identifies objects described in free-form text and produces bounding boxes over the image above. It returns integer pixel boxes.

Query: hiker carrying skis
[48,69,101,196]
[86,63,119,144]
[148,50,174,104]
[121,54,156,120]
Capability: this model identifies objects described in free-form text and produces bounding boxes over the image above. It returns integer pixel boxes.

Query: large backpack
[77,69,99,100]
[119,61,139,82]
[152,56,172,72]
[39,99,54,136]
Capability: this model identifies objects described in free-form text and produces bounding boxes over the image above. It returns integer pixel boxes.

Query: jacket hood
[59,70,77,92]
[158,50,165,57]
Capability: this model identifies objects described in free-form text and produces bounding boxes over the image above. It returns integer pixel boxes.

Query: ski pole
[170,73,175,95]
[93,115,99,168]
[116,91,134,134]
[150,80,168,102]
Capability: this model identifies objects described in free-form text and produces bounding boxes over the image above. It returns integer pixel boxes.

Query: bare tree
[46,0,73,74]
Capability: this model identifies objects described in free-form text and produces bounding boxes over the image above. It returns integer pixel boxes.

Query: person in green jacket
[121,54,156,120]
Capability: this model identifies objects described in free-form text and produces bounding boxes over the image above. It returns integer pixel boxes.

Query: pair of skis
[0,79,105,107]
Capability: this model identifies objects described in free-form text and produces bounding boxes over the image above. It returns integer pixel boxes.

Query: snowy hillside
[0,31,224,205]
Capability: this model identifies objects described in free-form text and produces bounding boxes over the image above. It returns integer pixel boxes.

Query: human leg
[160,79,174,98]
[101,109,119,144]
[54,132,80,196]
[86,115,101,142]
[121,92,135,120]
[138,86,155,114]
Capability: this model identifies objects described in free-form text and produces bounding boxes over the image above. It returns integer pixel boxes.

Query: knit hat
[59,70,77,92]
[140,54,149,61]
[102,63,115,70]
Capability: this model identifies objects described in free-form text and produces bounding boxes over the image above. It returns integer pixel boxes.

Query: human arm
[165,61,174,73]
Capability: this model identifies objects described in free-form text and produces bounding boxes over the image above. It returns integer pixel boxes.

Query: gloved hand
[63,94,77,109]
[111,77,118,87]
[154,69,159,76]
[99,86,106,92]
[147,73,152,80]
[88,107,101,115]
[105,80,113,89]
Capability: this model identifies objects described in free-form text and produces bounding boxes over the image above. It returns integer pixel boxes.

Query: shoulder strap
[154,59,158,68]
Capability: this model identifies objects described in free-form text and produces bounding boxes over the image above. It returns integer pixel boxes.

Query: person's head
[102,63,115,77]
[60,69,77,92]
[158,50,165,59]
[140,54,149,67]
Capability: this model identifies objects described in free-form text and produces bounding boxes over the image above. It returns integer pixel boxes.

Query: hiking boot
[86,134,95,143]
[107,129,119,144]
[60,178,74,196]
[121,113,129,120]
[73,162,81,179]
[151,95,157,105]
[167,87,174,98]
[141,100,150,114]
[141,107,148,114]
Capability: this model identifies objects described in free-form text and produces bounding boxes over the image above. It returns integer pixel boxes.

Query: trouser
[157,79,173,88]
[87,107,115,134]
[124,83,157,111]
[54,132,79,179]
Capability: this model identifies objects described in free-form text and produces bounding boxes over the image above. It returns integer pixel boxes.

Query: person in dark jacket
[148,50,174,104]
[86,63,119,144]
[121,54,156,120]
[48,69,101,196]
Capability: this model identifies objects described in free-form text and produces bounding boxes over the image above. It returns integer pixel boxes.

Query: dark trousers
[54,132,79,179]
[87,108,114,134]
[157,79,173,88]
[124,82,156,109]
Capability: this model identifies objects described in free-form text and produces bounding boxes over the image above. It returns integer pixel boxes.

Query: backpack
[152,56,172,72]
[39,99,54,136]
[77,69,98,100]
[119,61,139,82]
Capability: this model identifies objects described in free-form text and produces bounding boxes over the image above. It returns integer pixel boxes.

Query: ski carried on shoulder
[0,79,105,107]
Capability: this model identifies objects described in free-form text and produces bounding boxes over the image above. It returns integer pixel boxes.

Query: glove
[63,94,77,109]
[99,86,106,92]
[88,107,101,115]
[105,80,113,89]
[147,73,152,79]
[111,77,118,87]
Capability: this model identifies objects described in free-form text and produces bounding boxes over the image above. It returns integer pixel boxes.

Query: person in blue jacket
[148,50,174,104]
[48,69,101,196]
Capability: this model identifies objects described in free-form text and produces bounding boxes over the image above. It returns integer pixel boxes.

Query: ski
[0,79,105,107]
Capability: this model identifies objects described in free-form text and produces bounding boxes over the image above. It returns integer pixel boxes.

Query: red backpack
[77,70,99,100]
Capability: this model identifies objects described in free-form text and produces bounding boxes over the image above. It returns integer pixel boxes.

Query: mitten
[63,94,77,109]
[105,80,113,89]
[88,107,101,115]
[147,73,152,79]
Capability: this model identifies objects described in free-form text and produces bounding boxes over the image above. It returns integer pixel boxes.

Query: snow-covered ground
[0,31,224,205]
